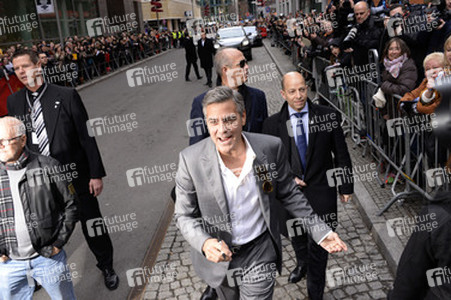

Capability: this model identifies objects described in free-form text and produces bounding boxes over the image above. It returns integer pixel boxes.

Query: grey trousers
[216,231,278,300]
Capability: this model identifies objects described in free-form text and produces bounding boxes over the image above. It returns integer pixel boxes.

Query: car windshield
[218,28,244,38]
[244,27,256,34]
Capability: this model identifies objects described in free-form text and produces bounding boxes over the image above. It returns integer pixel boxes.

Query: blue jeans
[0,250,76,300]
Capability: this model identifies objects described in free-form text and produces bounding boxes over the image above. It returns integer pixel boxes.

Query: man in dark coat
[183,30,202,82]
[7,49,119,290]
[197,32,215,87]
[389,191,451,299]
[262,72,353,300]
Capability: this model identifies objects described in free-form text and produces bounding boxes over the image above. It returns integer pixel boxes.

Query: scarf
[0,149,29,255]
[384,54,408,79]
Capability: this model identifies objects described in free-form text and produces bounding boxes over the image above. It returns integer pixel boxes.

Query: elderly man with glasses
[0,117,78,300]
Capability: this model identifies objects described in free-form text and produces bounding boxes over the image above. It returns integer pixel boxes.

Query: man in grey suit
[175,86,348,299]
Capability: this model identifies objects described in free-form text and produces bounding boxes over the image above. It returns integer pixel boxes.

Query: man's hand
[202,238,232,263]
[0,255,9,263]
[51,246,61,257]
[294,177,307,187]
[89,178,103,197]
[320,232,348,253]
[340,194,352,202]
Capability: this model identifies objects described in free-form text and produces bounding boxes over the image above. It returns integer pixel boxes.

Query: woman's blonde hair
[423,52,445,69]
[444,35,451,66]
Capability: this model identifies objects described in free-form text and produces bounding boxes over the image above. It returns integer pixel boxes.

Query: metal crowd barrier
[51,41,164,88]
[284,45,451,215]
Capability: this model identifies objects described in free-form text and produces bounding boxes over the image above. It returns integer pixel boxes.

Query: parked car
[214,26,252,60]
[243,26,263,47]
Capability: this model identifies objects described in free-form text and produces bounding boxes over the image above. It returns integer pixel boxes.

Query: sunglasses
[237,59,248,68]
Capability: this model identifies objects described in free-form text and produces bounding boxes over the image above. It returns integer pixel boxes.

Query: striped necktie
[31,92,50,156]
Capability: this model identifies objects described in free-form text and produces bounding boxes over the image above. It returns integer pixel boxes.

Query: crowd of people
[0,1,450,299]
[0,28,188,87]
[268,0,451,169]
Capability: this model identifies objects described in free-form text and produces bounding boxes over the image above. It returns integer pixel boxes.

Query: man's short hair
[389,4,404,13]
[202,86,245,117]
[11,49,39,65]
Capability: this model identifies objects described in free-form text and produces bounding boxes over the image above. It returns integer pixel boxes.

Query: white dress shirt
[216,134,267,245]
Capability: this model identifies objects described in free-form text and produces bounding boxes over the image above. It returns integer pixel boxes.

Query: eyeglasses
[0,135,23,147]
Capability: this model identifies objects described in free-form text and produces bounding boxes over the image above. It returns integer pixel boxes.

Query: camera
[342,26,358,49]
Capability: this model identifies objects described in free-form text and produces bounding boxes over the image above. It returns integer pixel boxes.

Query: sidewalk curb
[75,49,174,92]
[127,199,174,300]
[352,180,402,276]
[263,39,286,76]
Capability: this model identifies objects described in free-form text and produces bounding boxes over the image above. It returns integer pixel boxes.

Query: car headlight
[214,43,220,49]
[242,40,249,46]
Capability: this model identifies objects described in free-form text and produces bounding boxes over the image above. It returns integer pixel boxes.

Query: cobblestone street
[143,43,395,300]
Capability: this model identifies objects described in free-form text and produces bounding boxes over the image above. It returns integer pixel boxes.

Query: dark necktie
[293,112,307,171]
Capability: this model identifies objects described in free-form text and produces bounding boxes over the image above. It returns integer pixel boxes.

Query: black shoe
[200,285,218,300]
[102,268,119,290]
[288,265,307,283]
[197,76,203,80]
[33,280,42,293]
[208,83,212,88]
[186,78,191,82]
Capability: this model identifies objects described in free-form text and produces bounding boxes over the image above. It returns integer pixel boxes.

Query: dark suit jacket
[189,84,268,145]
[184,37,198,62]
[7,84,106,194]
[262,101,353,232]
[175,132,331,288]
[197,38,215,69]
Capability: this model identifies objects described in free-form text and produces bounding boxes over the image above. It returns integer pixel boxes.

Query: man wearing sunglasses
[187,48,268,300]
[188,48,268,146]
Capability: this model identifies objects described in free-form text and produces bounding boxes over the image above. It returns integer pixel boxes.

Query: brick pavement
[142,42,398,300]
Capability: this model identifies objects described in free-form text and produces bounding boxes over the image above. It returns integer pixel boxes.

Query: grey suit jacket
[174,132,330,288]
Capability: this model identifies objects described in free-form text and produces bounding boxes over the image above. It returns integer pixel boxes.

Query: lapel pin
[262,181,273,193]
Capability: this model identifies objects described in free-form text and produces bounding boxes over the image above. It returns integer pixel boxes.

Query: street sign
[151,0,163,12]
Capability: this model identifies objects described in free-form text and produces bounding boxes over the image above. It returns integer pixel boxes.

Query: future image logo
[126,65,178,87]
[86,18,104,37]
[126,263,178,287]
[387,17,403,37]
[186,117,207,138]
[427,267,451,287]
[386,118,404,137]
[226,68,246,88]
[426,168,450,187]
[126,68,145,87]
[86,113,138,137]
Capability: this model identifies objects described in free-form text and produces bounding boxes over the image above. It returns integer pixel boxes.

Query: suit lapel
[305,103,318,172]
[201,139,230,217]
[39,85,62,146]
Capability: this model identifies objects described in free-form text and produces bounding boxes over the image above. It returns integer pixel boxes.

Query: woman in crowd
[398,52,445,115]
[379,37,417,120]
